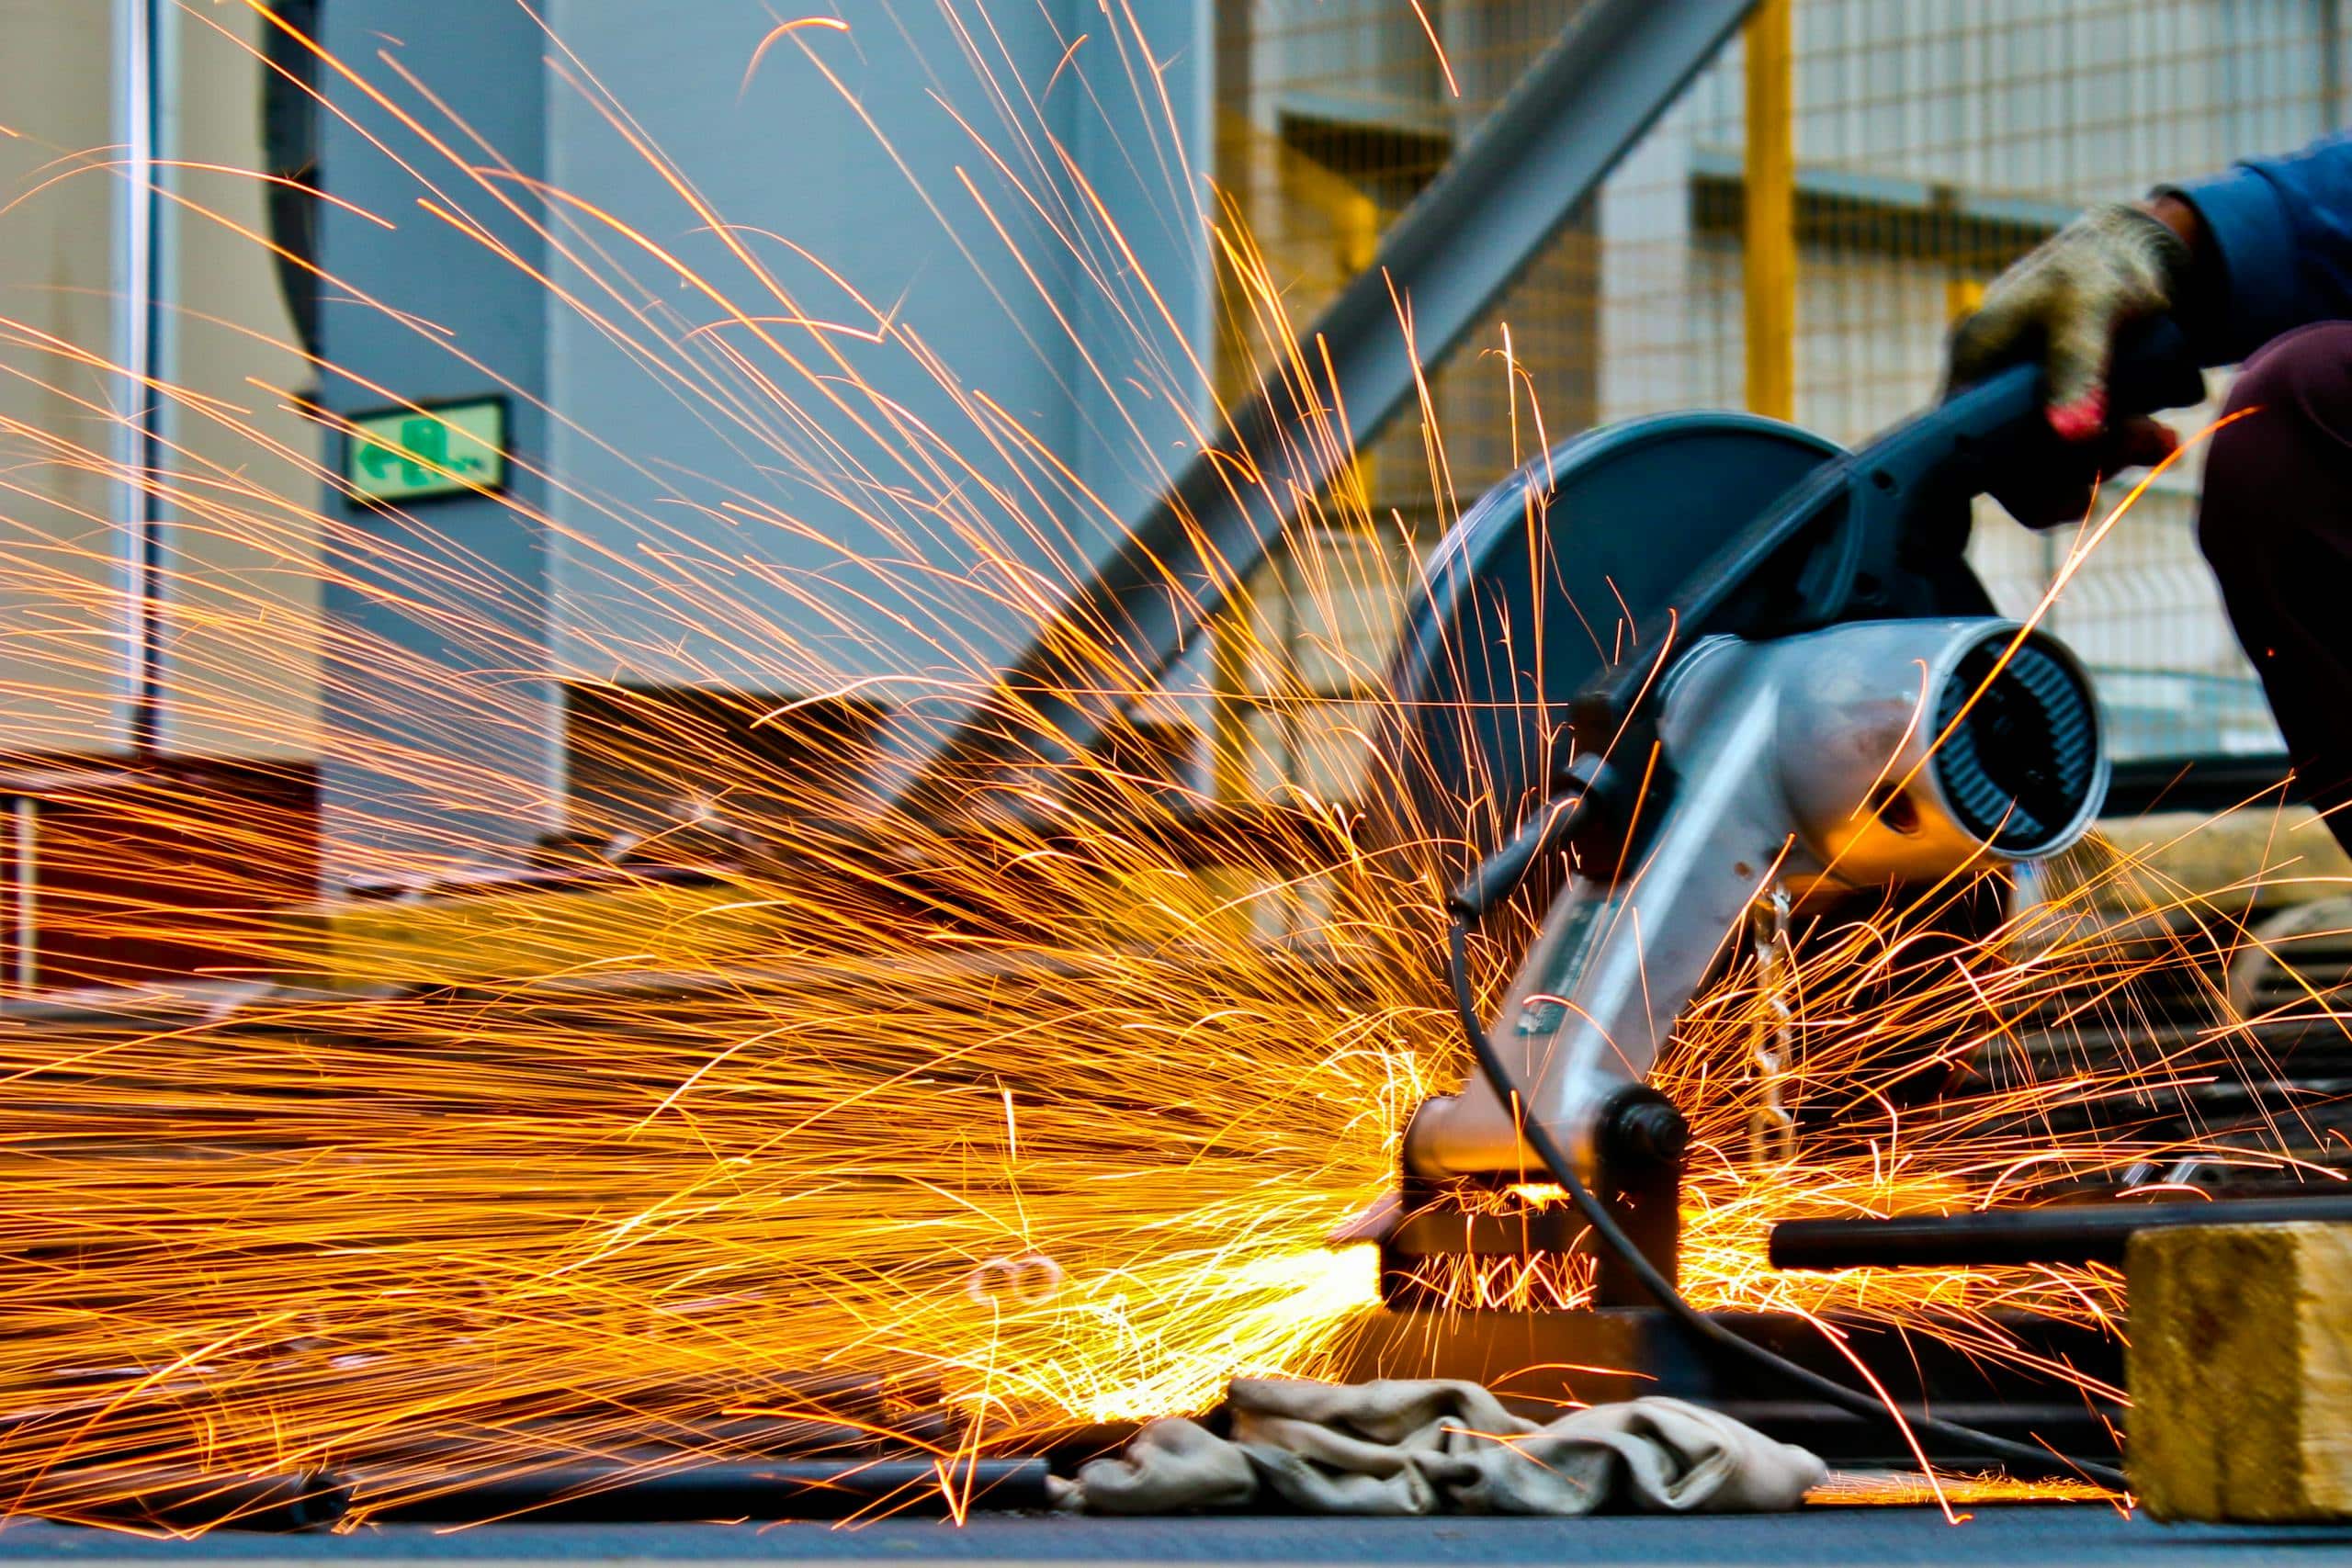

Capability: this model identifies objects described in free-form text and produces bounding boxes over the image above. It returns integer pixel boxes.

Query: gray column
[316,5,557,882]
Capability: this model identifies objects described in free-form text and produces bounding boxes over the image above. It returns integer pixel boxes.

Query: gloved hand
[1947,199,2199,524]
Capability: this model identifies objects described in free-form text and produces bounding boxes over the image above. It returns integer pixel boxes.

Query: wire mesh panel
[1213,0,2345,786]
[1211,2,1601,801]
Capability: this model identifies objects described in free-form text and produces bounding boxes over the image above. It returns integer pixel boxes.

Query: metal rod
[12,795,34,994]
[41,1471,352,1533]
[2105,750,2295,815]
[113,0,169,758]
[878,0,1761,818]
[1770,1194,2352,1270]
[365,1457,1050,1524]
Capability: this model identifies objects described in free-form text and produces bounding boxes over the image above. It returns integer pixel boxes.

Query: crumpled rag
[1051,1377,1826,1516]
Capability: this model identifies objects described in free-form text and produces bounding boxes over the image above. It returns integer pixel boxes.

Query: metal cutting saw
[1334,321,2208,1470]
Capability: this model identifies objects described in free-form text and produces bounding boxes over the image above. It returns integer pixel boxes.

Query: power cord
[1442,834,2130,1493]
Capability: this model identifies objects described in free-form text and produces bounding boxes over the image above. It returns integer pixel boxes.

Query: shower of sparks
[0,0,2340,1532]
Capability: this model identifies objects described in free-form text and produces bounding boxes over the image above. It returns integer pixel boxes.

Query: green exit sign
[345,397,508,502]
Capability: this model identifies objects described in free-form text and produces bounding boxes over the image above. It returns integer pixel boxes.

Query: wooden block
[2128,1221,2352,1520]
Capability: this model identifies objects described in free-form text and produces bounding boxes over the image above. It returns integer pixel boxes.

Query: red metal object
[0,756,318,992]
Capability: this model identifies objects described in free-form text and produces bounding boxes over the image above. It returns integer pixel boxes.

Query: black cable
[1443,910,2130,1493]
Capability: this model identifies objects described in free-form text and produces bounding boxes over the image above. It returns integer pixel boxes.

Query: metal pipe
[366,1457,1050,1523]
[42,1471,352,1533]
[1770,1194,2352,1270]
[2106,751,2295,815]
[112,0,169,757]
[879,0,1761,818]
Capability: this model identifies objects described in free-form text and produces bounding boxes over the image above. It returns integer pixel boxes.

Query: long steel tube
[368,1458,1050,1523]
[1770,1194,2352,1270]
[43,1458,1051,1529]
[880,0,1759,816]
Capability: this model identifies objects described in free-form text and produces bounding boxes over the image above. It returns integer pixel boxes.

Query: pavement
[3,1507,2352,1566]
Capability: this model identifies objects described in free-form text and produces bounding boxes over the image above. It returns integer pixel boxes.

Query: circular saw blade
[1373,412,1842,881]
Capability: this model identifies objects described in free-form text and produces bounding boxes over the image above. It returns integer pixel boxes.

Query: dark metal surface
[40,1473,353,1535]
[1770,1193,2352,1270]
[364,1460,1049,1525]
[1330,1307,2122,1473]
[884,0,1764,816]
[2103,751,2297,816]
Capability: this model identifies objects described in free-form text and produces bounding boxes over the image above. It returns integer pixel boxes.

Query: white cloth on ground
[1051,1377,1826,1516]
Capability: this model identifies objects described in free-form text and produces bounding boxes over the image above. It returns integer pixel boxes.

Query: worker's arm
[2166,131,2352,363]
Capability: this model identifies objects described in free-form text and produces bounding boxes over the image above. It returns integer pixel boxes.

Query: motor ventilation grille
[1931,630,2101,855]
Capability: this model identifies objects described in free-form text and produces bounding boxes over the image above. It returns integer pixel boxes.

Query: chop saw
[1338,320,2207,1472]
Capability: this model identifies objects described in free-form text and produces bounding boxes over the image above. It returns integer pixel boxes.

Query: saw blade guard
[1403,615,2107,1186]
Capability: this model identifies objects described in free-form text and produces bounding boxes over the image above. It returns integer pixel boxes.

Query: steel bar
[1770,1194,2352,1270]
[113,0,169,758]
[2104,751,2297,815]
[883,0,1760,815]
[366,1457,1049,1523]
[41,1471,354,1533]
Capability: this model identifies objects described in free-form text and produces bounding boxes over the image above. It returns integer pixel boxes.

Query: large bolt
[1608,1093,1690,1166]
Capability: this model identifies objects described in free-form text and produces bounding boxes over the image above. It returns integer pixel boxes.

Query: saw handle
[1907,312,2208,528]
[1836,313,2205,559]
[1939,312,2206,446]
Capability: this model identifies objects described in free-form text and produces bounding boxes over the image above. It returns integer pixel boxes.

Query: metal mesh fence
[1212,0,2344,791]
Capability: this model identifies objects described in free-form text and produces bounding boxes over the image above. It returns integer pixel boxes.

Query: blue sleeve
[2173,130,2352,363]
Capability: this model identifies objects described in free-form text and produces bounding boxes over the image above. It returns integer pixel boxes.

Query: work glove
[1947,200,2195,525]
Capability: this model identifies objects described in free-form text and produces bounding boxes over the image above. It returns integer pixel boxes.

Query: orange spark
[740,16,851,100]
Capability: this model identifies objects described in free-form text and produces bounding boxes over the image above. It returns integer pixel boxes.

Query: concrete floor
[3,1507,2352,1566]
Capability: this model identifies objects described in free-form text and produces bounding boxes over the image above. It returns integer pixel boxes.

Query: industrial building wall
[0,2,325,985]
[156,2,325,761]
[301,0,1214,869]
[313,0,561,874]
[540,0,1214,699]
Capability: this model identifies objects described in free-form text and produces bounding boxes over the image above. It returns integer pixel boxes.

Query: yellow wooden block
[270,879,793,990]
[2128,1221,2352,1521]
